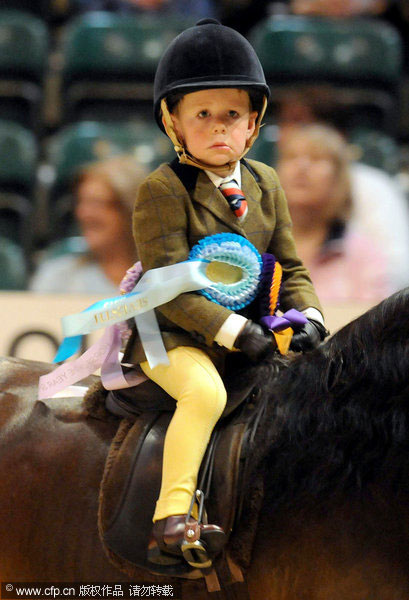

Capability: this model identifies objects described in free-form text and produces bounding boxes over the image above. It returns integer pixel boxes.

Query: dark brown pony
[2,288,409,599]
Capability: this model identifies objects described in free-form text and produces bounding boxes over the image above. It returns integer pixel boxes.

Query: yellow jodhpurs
[140,346,227,521]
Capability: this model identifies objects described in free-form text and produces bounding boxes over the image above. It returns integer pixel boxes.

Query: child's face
[170,88,257,167]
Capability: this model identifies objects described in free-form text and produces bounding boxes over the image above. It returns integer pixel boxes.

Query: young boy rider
[123,18,326,568]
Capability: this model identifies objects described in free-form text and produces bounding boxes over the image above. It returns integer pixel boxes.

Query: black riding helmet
[154,18,270,132]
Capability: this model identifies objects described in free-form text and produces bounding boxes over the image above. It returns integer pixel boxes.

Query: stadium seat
[0,120,38,196]
[348,128,400,175]
[248,122,400,176]
[45,120,173,239]
[0,10,49,129]
[59,12,194,122]
[0,1,54,19]
[0,235,27,290]
[0,120,37,256]
[42,235,88,260]
[247,123,279,167]
[0,194,33,254]
[249,16,403,134]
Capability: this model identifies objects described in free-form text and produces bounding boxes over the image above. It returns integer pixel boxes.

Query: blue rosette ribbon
[189,233,262,310]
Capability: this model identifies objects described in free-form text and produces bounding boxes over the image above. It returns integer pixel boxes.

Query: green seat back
[43,235,89,260]
[48,120,174,191]
[348,128,400,174]
[0,9,48,81]
[250,16,402,85]
[0,235,26,290]
[62,12,194,82]
[250,124,400,175]
[0,193,32,248]
[247,124,279,167]
[0,120,38,191]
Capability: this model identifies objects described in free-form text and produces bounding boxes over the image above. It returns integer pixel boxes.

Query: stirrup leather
[181,490,213,569]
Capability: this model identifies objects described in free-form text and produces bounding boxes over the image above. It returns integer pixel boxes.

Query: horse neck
[247,488,409,600]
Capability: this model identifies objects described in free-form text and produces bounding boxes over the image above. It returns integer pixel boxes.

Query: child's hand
[235,321,277,363]
[290,319,328,353]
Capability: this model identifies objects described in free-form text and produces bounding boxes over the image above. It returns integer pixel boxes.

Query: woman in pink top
[277,124,391,303]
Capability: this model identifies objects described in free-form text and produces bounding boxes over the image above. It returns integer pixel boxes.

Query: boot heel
[147,540,183,566]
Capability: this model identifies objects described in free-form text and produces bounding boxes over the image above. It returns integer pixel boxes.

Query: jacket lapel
[193,171,243,235]
[193,166,262,235]
[240,162,263,233]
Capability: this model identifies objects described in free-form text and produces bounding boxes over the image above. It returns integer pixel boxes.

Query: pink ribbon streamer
[38,325,146,400]
[100,325,147,390]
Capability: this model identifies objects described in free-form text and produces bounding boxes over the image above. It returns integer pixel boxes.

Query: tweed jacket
[124,158,323,367]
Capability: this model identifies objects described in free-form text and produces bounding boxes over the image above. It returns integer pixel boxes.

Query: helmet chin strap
[160,96,268,178]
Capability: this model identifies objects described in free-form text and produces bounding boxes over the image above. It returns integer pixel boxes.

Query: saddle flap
[100,412,170,567]
[99,407,252,577]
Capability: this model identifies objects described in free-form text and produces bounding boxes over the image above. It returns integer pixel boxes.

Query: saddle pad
[98,407,250,578]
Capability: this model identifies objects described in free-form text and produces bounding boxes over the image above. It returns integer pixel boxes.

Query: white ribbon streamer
[60,260,210,339]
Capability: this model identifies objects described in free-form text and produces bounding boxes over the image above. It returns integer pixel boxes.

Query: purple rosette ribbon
[260,308,307,332]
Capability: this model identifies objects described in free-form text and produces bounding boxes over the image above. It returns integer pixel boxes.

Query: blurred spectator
[275,92,409,291]
[30,155,145,294]
[349,160,409,292]
[277,88,344,135]
[276,124,392,303]
[72,0,218,18]
[289,0,387,17]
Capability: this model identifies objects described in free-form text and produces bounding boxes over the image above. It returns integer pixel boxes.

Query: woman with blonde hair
[31,155,145,294]
[277,124,391,302]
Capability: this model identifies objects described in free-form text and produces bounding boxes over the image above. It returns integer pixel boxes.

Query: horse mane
[247,288,409,511]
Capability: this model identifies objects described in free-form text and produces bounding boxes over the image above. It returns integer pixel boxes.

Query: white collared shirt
[205,161,242,190]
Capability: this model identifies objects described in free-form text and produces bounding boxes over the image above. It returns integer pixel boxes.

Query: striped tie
[219,179,248,222]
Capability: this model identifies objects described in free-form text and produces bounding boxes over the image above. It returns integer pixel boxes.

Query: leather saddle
[99,354,267,581]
